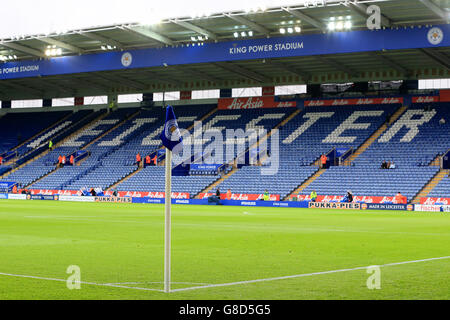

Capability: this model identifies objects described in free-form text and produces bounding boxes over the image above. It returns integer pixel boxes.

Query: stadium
[0,0,449,304]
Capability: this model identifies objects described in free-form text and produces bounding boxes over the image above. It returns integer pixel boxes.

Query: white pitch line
[0,272,164,292]
[170,255,450,293]
[103,281,212,286]
[1,256,449,294]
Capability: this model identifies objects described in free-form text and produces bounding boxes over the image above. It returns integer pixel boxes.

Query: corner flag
[160,105,182,293]
[160,105,183,154]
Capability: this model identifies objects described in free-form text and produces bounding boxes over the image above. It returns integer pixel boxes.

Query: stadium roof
[0,0,449,100]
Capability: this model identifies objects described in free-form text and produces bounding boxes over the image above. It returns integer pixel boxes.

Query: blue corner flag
[160,105,183,154]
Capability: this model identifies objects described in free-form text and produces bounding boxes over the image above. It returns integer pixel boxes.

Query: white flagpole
[164,148,172,293]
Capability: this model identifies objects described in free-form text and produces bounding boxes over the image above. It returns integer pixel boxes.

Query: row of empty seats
[1,100,448,201]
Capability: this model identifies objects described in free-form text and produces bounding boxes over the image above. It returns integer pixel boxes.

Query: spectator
[70,155,74,166]
[145,155,151,168]
[49,140,53,151]
[0,155,3,165]
[310,190,318,202]
[320,154,328,169]
[381,160,387,169]
[390,161,396,169]
[58,155,63,168]
[208,189,221,205]
[347,190,354,203]
[62,155,66,167]
[152,155,158,166]
[136,153,141,167]
[386,161,391,169]
[439,117,446,125]
[386,113,392,124]
[394,192,406,204]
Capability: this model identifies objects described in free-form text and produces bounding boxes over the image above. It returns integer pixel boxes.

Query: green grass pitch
[0,199,449,300]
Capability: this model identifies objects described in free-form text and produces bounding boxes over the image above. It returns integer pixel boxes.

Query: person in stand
[57,155,63,168]
[136,153,141,168]
[62,155,66,167]
[381,160,387,169]
[151,154,158,166]
[70,155,74,166]
[145,155,151,168]
[263,190,270,201]
[386,161,391,170]
[389,161,396,169]
[310,190,318,202]
[394,192,406,204]
[320,154,328,169]
[347,190,354,203]
[49,140,53,151]
[208,188,222,205]
[0,155,3,165]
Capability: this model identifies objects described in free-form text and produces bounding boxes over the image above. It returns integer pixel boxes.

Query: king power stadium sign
[0,24,449,80]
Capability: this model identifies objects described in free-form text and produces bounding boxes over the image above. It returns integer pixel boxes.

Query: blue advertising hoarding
[0,24,449,80]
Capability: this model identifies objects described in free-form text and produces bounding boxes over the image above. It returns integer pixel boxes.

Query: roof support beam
[38,37,85,54]
[344,2,391,28]
[0,42,46,58]
[315,55,359,77]
[79,32,124,50]
[368,52,411,74]
[37,80,75,95]
[178,66,223,82]
[170,19,218,40]
[418,0,448,20]
[95,73,148,90]
[0,81,43,96]
[224,14,271,36]
[144,70,184,87]
[213,61,271,83]
[281,7,327,31]
[123,26,174,46]
[72,78,110,92]
[419,48,450,69]
[265,59,311,81]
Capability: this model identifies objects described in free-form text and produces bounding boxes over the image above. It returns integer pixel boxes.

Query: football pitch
[0,200,449,300]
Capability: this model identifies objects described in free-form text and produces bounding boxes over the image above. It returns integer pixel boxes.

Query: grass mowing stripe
[170,256,450,293]
[3,256,447,294]
[0,272,164,292]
